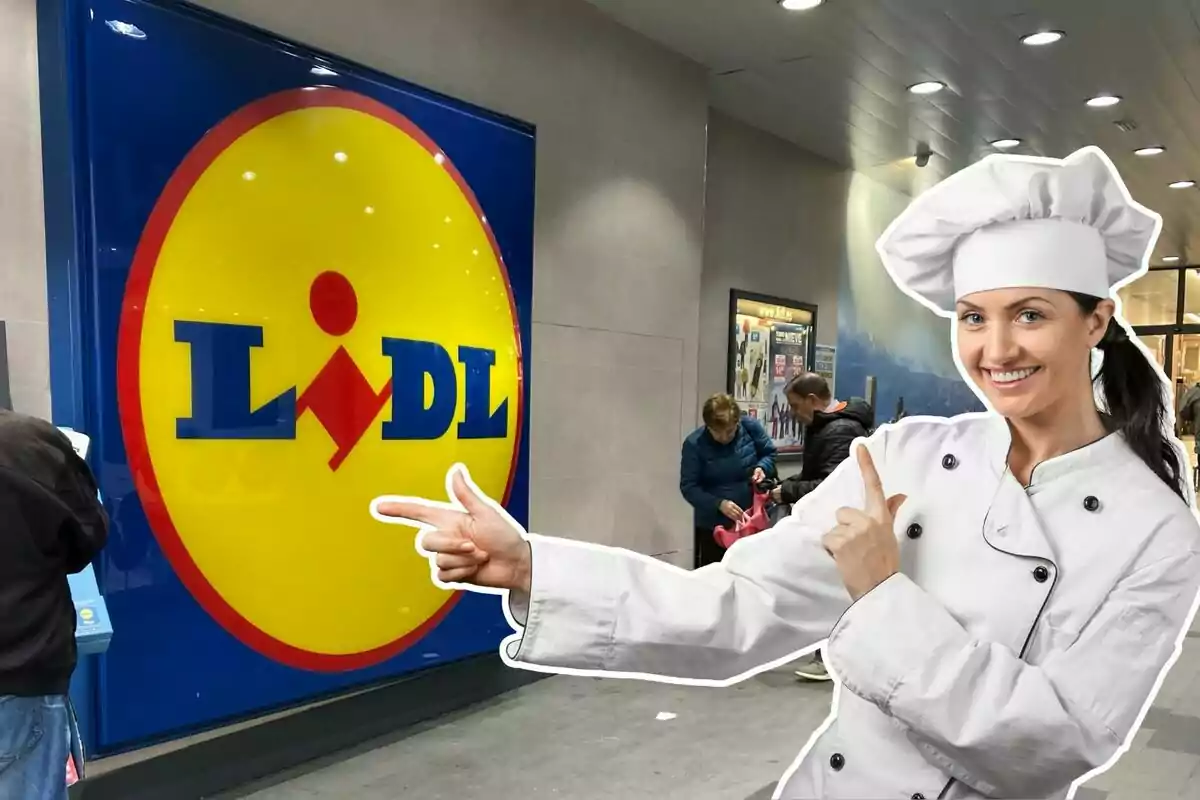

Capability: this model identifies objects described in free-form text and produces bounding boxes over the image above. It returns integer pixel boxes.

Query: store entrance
[1136,331,1200,422]
[1119,266,1200,475]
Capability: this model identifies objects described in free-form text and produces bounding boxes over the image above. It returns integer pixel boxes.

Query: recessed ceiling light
[1169,180,1196,189]
[1134,146,1165,156]
[1021,31,1064,46]
[1163,256,1181,263]
[779,0,824,9]
[908,81,946,95]
[991,139,1022,149]
[1086,95,1121,108]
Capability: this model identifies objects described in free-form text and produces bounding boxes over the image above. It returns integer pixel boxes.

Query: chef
[373,146,1200,800]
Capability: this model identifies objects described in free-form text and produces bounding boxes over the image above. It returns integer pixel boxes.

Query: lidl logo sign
[117,88,523,671]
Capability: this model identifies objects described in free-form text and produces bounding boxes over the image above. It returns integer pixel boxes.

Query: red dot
[310,271,358,336]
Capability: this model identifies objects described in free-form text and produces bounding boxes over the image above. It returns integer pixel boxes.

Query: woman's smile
[984,366,1042,390]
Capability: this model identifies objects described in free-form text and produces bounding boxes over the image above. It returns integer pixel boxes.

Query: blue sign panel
[48,0,534,752]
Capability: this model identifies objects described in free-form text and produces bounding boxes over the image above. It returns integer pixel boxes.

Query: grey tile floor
[221,618,1200,800]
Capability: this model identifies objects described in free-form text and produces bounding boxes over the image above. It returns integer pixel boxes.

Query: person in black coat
[769,373,874,681]
[773,375,875,507]
[0,410,108,799]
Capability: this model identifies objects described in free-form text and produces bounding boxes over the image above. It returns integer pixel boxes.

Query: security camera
[914,145,932,168]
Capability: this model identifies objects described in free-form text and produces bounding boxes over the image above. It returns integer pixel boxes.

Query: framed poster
[815,344,837,389]
[727,290,817,457]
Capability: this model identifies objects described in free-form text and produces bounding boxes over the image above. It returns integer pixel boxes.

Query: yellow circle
[135,100,520,663]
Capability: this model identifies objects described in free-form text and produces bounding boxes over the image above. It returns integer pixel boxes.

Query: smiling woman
[954,291,1088,407]
[375,146,1200,800]
[953,286,1182,493]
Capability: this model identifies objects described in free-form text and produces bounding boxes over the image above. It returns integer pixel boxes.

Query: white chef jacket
[502,413,1200,799]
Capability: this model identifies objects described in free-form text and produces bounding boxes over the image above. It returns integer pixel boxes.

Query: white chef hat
[875,145,1162,316]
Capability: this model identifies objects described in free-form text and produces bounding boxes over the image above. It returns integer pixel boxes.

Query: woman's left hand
[752,467,766,484]
[822,446,907,601]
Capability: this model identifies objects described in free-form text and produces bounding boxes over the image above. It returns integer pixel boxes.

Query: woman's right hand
[719,499,745,521]
[373,466,533,593]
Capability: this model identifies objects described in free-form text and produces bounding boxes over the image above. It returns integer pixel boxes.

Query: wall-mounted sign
[727,290,818,457]
[59,0,535,751]
[814,343,837,389]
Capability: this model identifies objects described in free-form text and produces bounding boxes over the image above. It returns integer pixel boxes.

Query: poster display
[728,291,817,456]
[815,344,837,388]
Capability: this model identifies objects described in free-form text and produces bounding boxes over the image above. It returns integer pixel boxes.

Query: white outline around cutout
[371,145,1200,800]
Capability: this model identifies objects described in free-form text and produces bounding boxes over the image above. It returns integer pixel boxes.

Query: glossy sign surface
[120,86,523,667]
[73,0,533,750]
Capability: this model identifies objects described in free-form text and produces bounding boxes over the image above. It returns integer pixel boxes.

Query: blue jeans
[0,695,70,800]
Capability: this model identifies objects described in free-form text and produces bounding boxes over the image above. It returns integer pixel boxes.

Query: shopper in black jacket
[772,376,874,507]
[769,373,873,681]
[0,409,108,800]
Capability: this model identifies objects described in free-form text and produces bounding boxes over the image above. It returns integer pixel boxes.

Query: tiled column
[0,0,51,419]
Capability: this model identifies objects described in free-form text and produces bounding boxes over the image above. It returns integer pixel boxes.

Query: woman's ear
[1088,299,1117,347]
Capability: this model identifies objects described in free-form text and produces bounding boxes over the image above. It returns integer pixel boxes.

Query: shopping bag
[713,483,773,549]
[65,697,85,787]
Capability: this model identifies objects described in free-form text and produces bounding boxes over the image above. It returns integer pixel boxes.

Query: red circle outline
[116,87,526,672]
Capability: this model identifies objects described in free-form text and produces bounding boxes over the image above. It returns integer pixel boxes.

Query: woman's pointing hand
[822,445,906,601]
[373,466,533,594]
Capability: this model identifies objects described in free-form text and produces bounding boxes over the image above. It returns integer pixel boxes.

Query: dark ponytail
[1071,293,1186,501]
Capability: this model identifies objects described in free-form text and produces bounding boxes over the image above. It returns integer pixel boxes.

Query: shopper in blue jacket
[680,393,777,567]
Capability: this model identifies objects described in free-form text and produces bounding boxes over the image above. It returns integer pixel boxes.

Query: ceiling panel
[584,0,1200,264]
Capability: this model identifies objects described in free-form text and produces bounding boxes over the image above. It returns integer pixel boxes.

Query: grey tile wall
[0,0,51,420]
